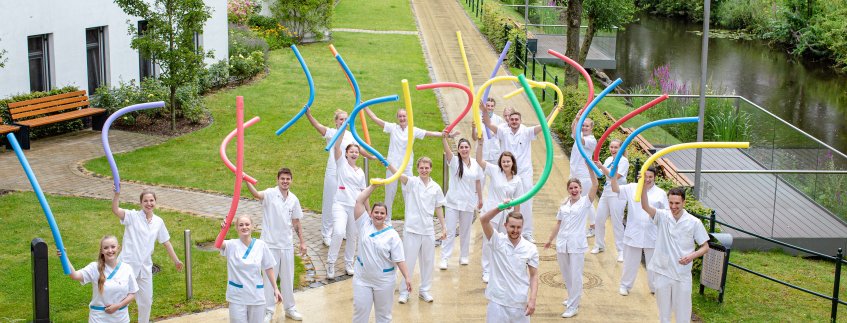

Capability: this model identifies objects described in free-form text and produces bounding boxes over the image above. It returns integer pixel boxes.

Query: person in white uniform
[475,136,523,283]
[364,107,446,220]
[245,167,306,322]
[479,98,506,165]
[544,172,599,318]
[352,184,412,323]
[479,207,539,323]
[326,129,368,279]
[592,139,629,261]
[220,216,283,323]
[111,189,183,323]
[608,166,668,296]
[483,110,543,243]
[640,187,710,323]
[61,235,138,323]
[570,115,598,237]
[440,132,483,270]
[384,157,446,304]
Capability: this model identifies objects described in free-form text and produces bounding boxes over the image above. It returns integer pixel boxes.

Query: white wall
[0,0,228,98]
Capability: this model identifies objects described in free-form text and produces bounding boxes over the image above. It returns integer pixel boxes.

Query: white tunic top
[602,156,629,195]
[648,209,710,282]
[555,196,592,254]
[485,232,539,309]
[323,128,355,175]
[616,183,668,249]
[79,261,138,323]
[402,176,446,236]
[259,188,303,250]
[334,154,365,206]
[482,165,523,221]
[495,124,537,176]
[569,134,597,179]
[483,113,506,161]
[221,238,276,305]
[444,157,483,212]
[353,212,405,288]
[383,122,427,168]
[118,209,171,276]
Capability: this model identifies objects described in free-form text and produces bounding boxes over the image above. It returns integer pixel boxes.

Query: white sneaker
[590,247,603,254]
[561,308,578,318]
[398,293,409,304]
[345,262,355,276]
[327,266,336,279]
[482,272,489,283]
[323,237,331,247]
[285,308,303,321]
[419,292,434,303]
[586,228,595,238]
[263,311,274,323]
[617,254,624,262]
[459,257,469,265]
[619,287,629,296]
[523,233,535,243]
[439,259,448,270]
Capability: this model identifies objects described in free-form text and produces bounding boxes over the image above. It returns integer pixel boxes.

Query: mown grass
[333,0,416,31]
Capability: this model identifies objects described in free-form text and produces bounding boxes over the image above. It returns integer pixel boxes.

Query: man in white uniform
[245,168,306,322]
[483,110,542,242]
[609,167,668,296]
[570,116,597,237]
[479,207,539,323]
[479,98,506,165]
[641,187,710,323]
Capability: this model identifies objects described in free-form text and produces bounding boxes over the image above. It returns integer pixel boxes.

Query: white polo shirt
[119,209,171,276]
[616,183,668,249]
[444,157,483,212]
[602,156,629,195]
[482,165,523,215]
[79,261,138,322]
[402,176,446,236]
[570,134,597,179]
[495,124,537,176]
[648,209,710,282]
[483,113,506,161]
[259,188,303,250]
[485,232,539,309]
[383,122,427,169]
[554,196,592,254]
[221,238,276,305]
[353,212,405,289]
[324,128,355,175]
[334,154,365,207]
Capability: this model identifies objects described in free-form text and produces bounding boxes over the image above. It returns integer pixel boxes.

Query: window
[193,32,203,54]
[138,20,156,79]
[28,34,51,92]
[86,27,108,94]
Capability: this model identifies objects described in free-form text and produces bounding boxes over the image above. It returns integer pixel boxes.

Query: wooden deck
[662,148,847,254]
[533,34,616,69]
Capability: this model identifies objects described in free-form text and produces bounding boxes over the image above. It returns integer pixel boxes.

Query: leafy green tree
[579,0,635,64]
[114,0,212,131]
[559,0,583,87]
[270,0,332,43]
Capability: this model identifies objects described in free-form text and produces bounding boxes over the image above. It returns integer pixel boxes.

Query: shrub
[0,86,84,139]
[229,23,269,58]
[270,0,332,43]
[227,0,260,25]
[198,60,231,93]
[477,2,526,69]
[91,78,207,125]
[810,2,847,72]
[716,0,755,29]
[229,51,266,81]
[248,16,296,50]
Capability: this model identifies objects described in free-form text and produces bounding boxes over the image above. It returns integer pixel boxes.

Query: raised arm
[111,190,126,221]
[442,130,454,163]
[599,161,621,193]
[245,182,264,200]
[363,108,386,128]
[354,184,379,221]
[333,130,345,166]
[641,186,657,219]
[587,163,599,203]
[475,136,487,169]
[532,125,543,135]
[304,108,329,136]
[57,250,84,282]
[482,105,499,134]
[479,207,500,241]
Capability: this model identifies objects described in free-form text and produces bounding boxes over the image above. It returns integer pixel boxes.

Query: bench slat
[16,108,106,128]
[0,124,20,134]
[13,100,91,120]
[7,90,87,109]
[10,96,88,118]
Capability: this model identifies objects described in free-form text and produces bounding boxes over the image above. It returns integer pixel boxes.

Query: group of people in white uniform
[58,96,709,323]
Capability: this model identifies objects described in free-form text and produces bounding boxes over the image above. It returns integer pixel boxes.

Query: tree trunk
[564,0,583,87]
[578,16,596,65]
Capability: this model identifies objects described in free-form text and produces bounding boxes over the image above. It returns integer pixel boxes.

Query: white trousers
[264,248,295,313]
[441,207,473,261]
[481,212,505,274]
[556,252,584,311]
[518,172,534,234]
[654,273,693,323]
[594,195,626,253]
[576,176,594,226]
[328,203,358,266]
[485,302,529,323]
[400,232,435,294]
[321,172,337,240]
[620,245,655,292]
[353,283,395,323]
[134,268,153,323]
[228,302,264,323]
[384,167,412,221]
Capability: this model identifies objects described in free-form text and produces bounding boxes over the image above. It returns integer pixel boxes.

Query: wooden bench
[7,90,107,149]
[0,122,21,149]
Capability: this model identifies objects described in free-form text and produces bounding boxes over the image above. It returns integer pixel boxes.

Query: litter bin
[699,233,732,302]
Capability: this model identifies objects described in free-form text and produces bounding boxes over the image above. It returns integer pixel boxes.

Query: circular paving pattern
[539,270,603,290]
[533,242,558,261]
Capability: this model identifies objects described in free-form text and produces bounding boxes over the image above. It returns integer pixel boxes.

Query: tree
[561,0,584,87]
[271,0,332,43]
[579,0,635,64]
[115,0,212,131]
[0,38,7,69]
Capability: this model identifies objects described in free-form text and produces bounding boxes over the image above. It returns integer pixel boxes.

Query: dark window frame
[28,34,52,92]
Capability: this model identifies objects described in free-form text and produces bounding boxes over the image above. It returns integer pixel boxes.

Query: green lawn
[333,0,416,31]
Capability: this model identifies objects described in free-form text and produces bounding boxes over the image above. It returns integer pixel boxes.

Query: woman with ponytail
[61,235,138,322]
[439,130,483,270]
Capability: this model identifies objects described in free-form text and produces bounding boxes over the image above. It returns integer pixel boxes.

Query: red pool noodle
[415,82,472,133]
[220,116,260,185]
[592,94,669,162]
[214,96,245,248]
[546,50,594,116]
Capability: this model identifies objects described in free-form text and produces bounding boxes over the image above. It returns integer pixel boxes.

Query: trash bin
[699,233,732,302]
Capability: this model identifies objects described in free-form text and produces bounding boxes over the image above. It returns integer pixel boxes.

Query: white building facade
[0,0,228,98]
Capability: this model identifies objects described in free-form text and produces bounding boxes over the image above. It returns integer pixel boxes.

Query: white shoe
[439,259,448,270]
[398,293,409,304]
[263,311,274,323]
[419,292,434,303]
[323,237,330,247]
[619,287,629,296]
[285,308,303,321]
[523,233,536,243]
[345,262,355,276]
[459,257,469,265]
[617,254,624,262]
[586,228,595,238]
[561,308,578,318]
[482,272,489,283]
[590,247,603,254]
[327,266,336,279]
